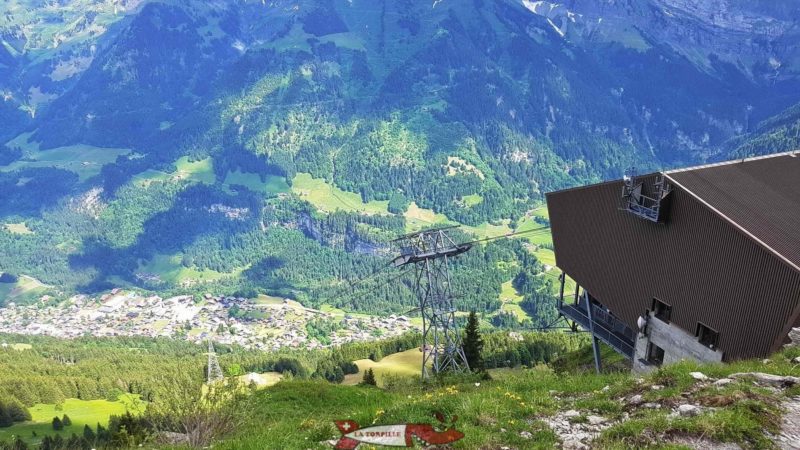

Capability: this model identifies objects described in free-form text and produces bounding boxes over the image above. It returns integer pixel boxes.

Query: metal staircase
[559,298,636,359]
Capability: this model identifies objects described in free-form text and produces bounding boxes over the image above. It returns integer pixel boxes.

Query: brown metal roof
[665,151,800,273]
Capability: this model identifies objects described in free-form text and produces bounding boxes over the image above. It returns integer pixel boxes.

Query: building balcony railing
[620,174,673,223]
[559,302,636,359]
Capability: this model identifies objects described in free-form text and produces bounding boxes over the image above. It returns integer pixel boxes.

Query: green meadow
[498,280,527,321]
[0,395,142,445]
[3,222,33,235]
[223,170,289,195]
[136,254,244,285]
[132,156,215,186]
[291,173,390,215]
[343,348,424,386]
[2,133,130,182]
[403,202,452,231]
[0,275,50,304]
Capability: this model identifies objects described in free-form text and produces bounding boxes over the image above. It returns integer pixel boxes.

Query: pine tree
[66,434,82,449]
[7,402,31,422]
[462,311,484,372]
[96,423,110,442]
[83,424,96,441]
[61,414,72,426]
[40,436,53,450]
[52,416,63,431]
[361,368,377,386]
[0,405,14,428]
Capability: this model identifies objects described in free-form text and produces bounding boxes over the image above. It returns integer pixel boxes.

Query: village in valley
[0,289,416,350]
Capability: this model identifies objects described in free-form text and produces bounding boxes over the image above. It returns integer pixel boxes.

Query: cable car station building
[546,152,800,372]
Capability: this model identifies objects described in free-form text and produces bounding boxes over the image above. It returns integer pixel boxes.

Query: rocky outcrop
[729,372,800,388]
[518,0,800,81]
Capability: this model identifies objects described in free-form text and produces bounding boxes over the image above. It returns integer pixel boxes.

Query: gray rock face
[777,397,800,450]
[678,404,701,417]
[519,0,800,81]
[563,439,590,450]
[628,394,644,405]
[730,372,800,387]
[587,415,607,425]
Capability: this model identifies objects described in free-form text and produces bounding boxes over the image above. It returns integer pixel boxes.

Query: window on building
[652,298,672,323]
[696,322,719,349]
[646,342,665,366]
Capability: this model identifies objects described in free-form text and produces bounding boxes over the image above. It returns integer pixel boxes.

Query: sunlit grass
[292,173,389,215]
[2,133,130,181]
[0,395,143,445]
[3,222,33,235]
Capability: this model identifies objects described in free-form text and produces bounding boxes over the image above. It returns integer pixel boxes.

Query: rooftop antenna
[206,339,224,383]
[392,227,471,379]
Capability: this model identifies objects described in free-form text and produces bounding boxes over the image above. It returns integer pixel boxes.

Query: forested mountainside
[1,0,800,321]
[727,101,800,158]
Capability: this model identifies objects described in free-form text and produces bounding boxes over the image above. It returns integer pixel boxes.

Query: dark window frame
[696,322,719,349]
[651,298,672,323]
[646,342,665,366]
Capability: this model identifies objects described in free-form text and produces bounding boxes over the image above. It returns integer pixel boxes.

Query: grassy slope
[0,275,50,304]
[0,395,142,445]
[498,280,527,321]
[3,223,33,235]
[342,348,424,386]
[132,156,215,187]
[217,346,800,449]
[403,202,452,231]
[291,173,390,215]
[224,170,289,195]
[136,253,244,285]
[238,372,283,388]
[1,135,130,181]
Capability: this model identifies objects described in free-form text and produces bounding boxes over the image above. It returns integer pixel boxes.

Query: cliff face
[520,0,800,82]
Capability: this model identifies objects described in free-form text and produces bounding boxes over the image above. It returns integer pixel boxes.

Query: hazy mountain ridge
[522,0,800,82]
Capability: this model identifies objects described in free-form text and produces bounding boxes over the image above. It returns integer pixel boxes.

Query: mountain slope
[1,0,799,320]
[727,101,800,158]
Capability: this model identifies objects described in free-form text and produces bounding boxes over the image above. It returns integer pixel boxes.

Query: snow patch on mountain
[521,1,580,23]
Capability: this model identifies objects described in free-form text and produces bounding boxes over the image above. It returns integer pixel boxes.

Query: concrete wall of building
[633,312,723,373]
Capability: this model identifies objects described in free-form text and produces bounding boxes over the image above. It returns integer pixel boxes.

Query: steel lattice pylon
[207,339,224,383]
[393,226,471,378]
